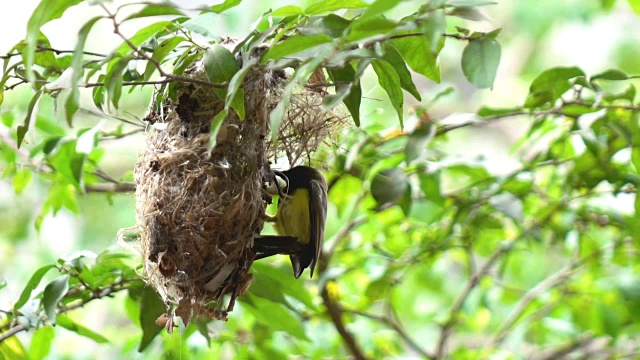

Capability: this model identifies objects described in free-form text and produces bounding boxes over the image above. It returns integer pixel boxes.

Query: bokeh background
[1,0,640,358]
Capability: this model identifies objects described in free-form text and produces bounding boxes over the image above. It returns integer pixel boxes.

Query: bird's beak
[265,171,288,198]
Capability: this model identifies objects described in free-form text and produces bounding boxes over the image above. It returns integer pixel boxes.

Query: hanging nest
[128,49,346,323]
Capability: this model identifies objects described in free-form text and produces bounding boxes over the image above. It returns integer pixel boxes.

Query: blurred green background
[1,0,640,359]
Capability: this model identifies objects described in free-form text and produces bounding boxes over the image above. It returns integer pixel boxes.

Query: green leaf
[104,56,133,109]
[138,286,165,352]
[398,184,413,216]
[203,44,244,118]
[423,10,446,52]
[208,109,228,154]
[372,59,404,127]
[270,58,324,140]
[390,33,442,82]
[42,275,70,324]
[591,69,630,81]
[13,168,32,194]
[67,16,102,125]
[371,167,408,206]
[114,21,173,56]
[383,44,421,101]
[17,89,43,148]
[305,0,369,15]
[262,34,333,62]
[299,14,350,38]
[326,64,362,126]
[209,0,242,13]
[124,4,185,21]
[143,37,185,81]
[629,0,640,14]
[405,125,435,164]
[24,0,83,82]
[57,315,110,343]
[346,17,398,42]
[241,293,308,340]
[360,0,402,18]
[251,262,315,309]
[525,66,585,108]
[29,326,55,360]
[14,264,56,311]
[461,37,501,89]
[271,5,305,16]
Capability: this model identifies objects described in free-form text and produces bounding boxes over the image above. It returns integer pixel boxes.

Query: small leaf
[326,64,362,126]
[461,37,501,89]
[203,45,244,118]
[305,0,369,15]
[629,0,640,14]
[262,34,333,62]
[405,125,435,164]
[113,21,173,56]
[13,168,32,194]
[525,66,585,108]
[209,0,242,13]
[390,33,442,82]
[271,5,305,16]
[24,0,83,82]
[449,6,489,21]
[138,287,166,352]
[423,10,446,52]
[591,69,629,81]
[67,16,103,125]
[208,109,228,154]
[105,56,133,109]
[241,293,308,340]
[383,43,421,101]
[398,184,413,216]
[143,36,185,81]
[29,326,55,360]
[270,58,323,140]
[371,168,408,206]
[57,315,109,343]
[17,89,43,148]
[42,275,70,324]
[360,0,402,18]
[124,4,185,21]
[14,264,55,312]
[372,59,404,127]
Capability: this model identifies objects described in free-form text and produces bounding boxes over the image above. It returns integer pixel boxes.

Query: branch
[434,240,513,359]
[347,309,435,359]
[321,289,369,360]
[85,182,136,193]
[492,261,583,344]
[0,278,134,343]
[100,4,227,90]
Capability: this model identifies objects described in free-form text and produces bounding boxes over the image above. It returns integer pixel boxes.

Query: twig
[492,261,583,344]
[321,289,368,360]
[434,240,513,359]
[85,182,136,193]
[348,309,435,359]
[100,4,227,90]
[0,278,134,343]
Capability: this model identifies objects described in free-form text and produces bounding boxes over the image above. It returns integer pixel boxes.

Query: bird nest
[125,55,344,323]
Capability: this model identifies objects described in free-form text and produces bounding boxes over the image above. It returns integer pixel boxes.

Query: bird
[259,166,327,278]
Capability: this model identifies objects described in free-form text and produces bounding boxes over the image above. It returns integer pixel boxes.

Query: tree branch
[85,182,136,193]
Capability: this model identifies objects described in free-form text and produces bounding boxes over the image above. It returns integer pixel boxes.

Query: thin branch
[0,278,134,343]
[347,308,435,359]
[100,4,227,90]
[492,261,583,344]
[321,289,369,360]
[434,240,513,359]
[85,182,136,193]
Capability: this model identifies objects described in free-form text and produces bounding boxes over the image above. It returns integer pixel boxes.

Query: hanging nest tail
[130,47,345,323]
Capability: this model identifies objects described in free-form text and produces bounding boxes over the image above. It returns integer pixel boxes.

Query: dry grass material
[132,55,344,322]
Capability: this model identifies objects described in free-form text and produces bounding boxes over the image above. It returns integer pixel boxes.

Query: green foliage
[1,0,640,359]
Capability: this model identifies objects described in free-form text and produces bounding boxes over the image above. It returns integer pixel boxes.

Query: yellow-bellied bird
[261,166,327,278]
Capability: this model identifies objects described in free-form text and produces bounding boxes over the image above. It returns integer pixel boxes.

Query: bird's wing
[309,178,328,278]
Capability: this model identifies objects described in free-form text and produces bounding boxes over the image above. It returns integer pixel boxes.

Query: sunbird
[258,166,327,278]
